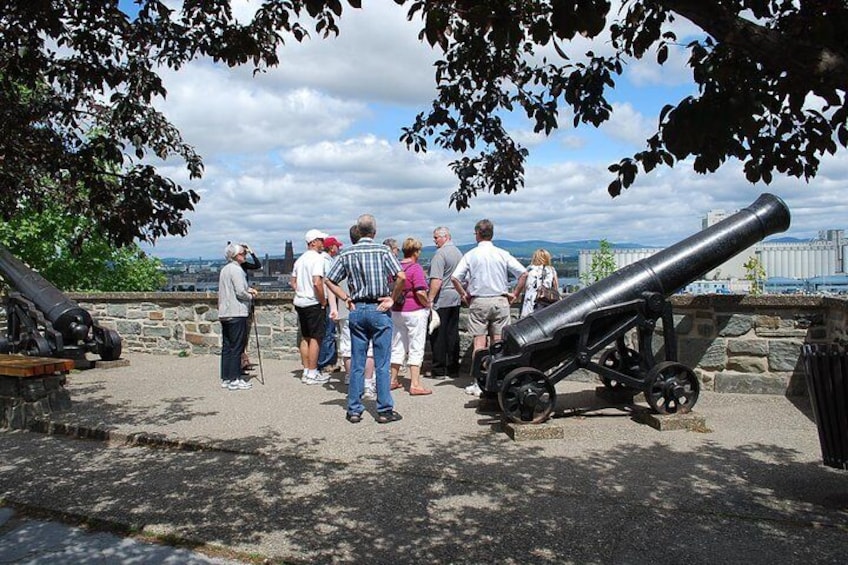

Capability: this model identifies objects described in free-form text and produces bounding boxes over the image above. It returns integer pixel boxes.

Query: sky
[126,1,848,260]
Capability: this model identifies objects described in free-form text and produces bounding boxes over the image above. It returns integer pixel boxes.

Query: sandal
[390,381,403,390]
[346,412,363,424]
[375,411,403,424]
[409,387,433,396]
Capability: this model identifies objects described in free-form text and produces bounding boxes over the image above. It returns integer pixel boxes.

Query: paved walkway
[1,352,846,564]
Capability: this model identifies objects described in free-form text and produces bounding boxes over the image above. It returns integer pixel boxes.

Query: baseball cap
[305,229,329,243]
[323,236,343,248]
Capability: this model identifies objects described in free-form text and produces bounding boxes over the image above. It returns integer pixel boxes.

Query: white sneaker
[227,380,240,391]
[464,382,482,397]
[236,378,253,389]
[304,372,330,385]
[221,381,230,389]
[300,369,309,383]
[362,389,377,400]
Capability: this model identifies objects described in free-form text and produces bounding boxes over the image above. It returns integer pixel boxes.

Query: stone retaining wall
[668,295,840,396]
[2,292,845,396]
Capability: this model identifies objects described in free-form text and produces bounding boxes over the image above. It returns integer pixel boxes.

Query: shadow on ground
[2,422,846,564]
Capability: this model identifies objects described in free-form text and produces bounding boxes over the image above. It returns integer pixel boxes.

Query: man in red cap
[317,235,344,374]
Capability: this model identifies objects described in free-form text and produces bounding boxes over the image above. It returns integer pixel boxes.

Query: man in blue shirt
[326,214,406,424]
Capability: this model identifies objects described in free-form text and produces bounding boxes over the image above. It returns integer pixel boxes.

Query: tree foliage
[1,0,355,247]
[398,0,848,207]
[2,0,847,243]
[582,238,617,284]
[743,254,766,296]
[0,203,165,291]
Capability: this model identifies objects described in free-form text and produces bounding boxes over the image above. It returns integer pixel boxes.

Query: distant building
[265,240,295,275]
[579,209,848,294]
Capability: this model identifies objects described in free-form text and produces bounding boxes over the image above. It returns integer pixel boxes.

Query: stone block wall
[1,292,846,396]
[72,292,301,359]
[667,295,837,395]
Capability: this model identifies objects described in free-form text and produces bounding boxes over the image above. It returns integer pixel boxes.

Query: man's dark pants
[431,305,461,376]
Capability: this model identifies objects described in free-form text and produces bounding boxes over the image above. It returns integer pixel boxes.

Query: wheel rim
[599,348,640,390]
[645,362,700,414]
[499,367,556,424]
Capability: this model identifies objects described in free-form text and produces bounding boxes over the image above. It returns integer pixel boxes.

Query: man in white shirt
[452,219,527,396]
[291,229,329,385]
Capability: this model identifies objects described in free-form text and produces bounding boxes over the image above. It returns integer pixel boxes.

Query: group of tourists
[216,214,561,423]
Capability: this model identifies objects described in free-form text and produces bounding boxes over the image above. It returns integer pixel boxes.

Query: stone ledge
[499,420,565,441]
[91,358,131,369]
[633,410,709,432]
[715,371,788,394]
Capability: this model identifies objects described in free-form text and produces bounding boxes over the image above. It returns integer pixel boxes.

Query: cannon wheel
[25,335,52,357]
[471,348,491,389]
[644,361,700,414]
[499,367,556,424]
[97,328,123,361]
[598,347,641,390]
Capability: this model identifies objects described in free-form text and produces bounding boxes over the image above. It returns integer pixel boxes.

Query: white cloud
[138,3,848,260]
[156,64,366,156]
[600,102,655,146]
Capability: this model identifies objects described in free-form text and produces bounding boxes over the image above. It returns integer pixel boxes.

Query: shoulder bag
[534,267,561,306]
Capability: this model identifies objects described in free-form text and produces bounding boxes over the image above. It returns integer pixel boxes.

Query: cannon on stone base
[474,193,791,424]
[0,244,121,363]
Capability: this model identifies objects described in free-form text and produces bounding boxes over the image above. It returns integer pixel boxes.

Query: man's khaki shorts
[466,296,511,337]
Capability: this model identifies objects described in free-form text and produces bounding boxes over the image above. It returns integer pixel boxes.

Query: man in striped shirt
[326,214,406,424]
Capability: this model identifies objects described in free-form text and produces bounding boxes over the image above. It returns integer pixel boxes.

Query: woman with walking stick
[218,243,258,391]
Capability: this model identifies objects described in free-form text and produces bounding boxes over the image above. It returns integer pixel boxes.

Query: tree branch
[659,0,848,93]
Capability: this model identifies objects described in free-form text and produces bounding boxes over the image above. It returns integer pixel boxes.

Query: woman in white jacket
[520,249,558,318]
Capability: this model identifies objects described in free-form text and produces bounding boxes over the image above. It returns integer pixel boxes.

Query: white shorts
[390,309,429,366]
[339,319,373,358]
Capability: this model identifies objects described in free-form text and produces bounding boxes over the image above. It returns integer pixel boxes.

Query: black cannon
[475,193,791,424]
[0,244,121,362]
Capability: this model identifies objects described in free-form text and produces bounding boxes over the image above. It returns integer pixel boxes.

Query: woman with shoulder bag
[520,248,560,318]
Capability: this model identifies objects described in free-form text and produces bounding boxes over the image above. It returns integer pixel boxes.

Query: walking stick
[252,301,265,385]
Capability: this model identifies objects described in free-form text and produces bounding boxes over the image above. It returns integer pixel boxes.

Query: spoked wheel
[598,347,641,390]
[644,361,700,414]
[499,367,556,424]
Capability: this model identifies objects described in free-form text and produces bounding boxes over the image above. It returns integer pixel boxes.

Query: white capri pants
[339,319,373,358]
[390,309,429,366]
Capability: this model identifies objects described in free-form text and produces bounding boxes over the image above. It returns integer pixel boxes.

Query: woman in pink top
[390,237,433,395]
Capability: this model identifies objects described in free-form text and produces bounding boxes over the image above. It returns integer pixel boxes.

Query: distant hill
[766,236,808,243]
[419,239,649,262]
[158,239,657,266]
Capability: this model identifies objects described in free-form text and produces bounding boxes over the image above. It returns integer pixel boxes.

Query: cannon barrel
[500,193,790,364]
[0,243,121,361]
[0,244,93,342]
